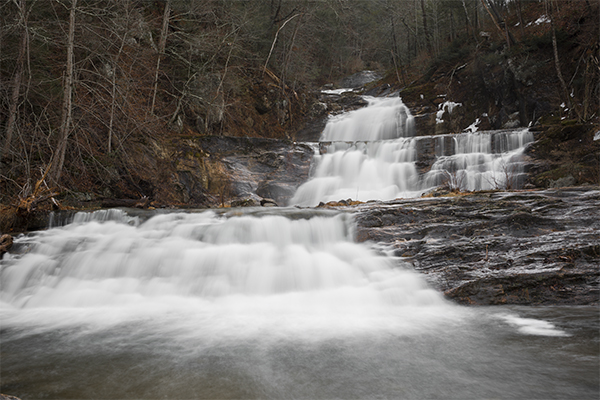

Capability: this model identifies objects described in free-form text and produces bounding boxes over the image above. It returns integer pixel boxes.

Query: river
[1,94,598,399]
[1,208,598,399]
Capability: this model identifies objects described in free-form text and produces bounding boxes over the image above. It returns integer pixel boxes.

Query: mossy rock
[533,164,597,187]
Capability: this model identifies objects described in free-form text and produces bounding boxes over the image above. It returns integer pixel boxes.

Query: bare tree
[420,0,433,55]
[49,0,77,184]
[150,0,171,116]
[546,0,581,120]
[107,0,133,153]
[1,0,29,164]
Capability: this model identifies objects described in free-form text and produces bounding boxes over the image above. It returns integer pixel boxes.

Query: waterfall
[423,129,534,191]
[1,209,592,400]
[1,210,445,318]
[291,95,534,206]
[1,156,593,400]
[291,97,421,206]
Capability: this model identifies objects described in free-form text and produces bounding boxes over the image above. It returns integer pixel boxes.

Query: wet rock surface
[174,136,314,206]
[295,91,370,142]
[352,188,600,306]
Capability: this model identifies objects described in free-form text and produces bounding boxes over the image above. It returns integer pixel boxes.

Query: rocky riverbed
[346,187,599,306]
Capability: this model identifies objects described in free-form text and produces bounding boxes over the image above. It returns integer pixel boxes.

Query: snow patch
[321,88,355,95]
[436,101,462,124]
[464,118,481,133]
[527,15,550,27]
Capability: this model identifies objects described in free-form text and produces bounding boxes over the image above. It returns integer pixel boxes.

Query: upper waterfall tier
[321,96,416,141]
[290,95,534,206]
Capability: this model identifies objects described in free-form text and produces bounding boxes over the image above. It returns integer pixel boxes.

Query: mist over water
[1,210,451,332]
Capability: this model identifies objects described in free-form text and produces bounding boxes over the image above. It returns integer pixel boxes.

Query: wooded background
[1,0,598,204]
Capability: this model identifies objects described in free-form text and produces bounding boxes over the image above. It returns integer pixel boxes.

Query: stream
[1,208,598,399]
[1,95,598,399]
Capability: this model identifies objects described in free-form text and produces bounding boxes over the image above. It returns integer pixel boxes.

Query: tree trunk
[108,0,130,153]
[449,9,455,41]
[263,13,301,74]
[420,0,432,55]
[1,0,28,164]
[481,1,497,32]
[582,56,593,120]
[547,0,579,120]
[390,15,406,86]
[401,18,414,63]
[516,0,525,37]
[282,14,302,90]
[461,0,477,42]
[150,0,171,116]
[50,0,77,184]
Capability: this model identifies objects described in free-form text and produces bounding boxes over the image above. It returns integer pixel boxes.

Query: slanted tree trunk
[390,15,406,86]
[263,13,301,75]
[150,0,171,116]
[582,49,598,120]
[50,0,77,184]
[1,0,28,164]
[480,0,515,48]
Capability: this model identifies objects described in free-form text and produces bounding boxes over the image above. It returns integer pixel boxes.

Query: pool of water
[1,209,598,399]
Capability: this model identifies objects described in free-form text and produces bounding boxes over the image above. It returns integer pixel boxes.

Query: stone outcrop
[351,188,600,305]
[171,136,314,207]
[525,124,600,187]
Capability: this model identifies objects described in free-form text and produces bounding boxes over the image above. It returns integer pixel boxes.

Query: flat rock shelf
[353,187,600,305]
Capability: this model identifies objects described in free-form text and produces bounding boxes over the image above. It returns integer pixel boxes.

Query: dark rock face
[0,234,13,257]
[173,136,314,206]
[525,124,600,188]
[294,91,371,142]
[353,188,600,306]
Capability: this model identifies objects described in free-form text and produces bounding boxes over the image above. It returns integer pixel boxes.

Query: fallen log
[15,164,61,216]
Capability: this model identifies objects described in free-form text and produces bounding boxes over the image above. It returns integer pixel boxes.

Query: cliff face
[526,124,600,188]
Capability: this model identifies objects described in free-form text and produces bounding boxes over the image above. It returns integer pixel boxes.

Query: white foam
[0,211,456,339]
[499,314,571,337]
[321,88,355,95]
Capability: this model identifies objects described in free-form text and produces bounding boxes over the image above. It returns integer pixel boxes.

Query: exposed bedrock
[172,136,314,207]
[352,188,600,306]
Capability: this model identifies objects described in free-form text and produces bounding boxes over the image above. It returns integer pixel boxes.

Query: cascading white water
[1,209,592,400]
[1,209,448,335]
[0,96,589,400]
[5,198,597,399]
[321,96,415,141]
[423,129,535,191]
[291,96,421,206]
[291,96,534,206]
